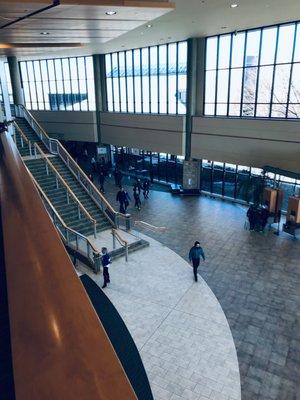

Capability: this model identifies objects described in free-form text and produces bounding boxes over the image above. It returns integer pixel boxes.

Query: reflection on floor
[98,177,300,400]
[77,233,241,400]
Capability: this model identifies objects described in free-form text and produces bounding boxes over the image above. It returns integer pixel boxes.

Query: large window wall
[20,56,96,111]
[204,21,300,118]
[4,63,13,104]
[105,41,187,114]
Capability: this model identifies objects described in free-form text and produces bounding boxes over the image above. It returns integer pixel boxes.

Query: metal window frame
[148,46,151,114]
[285,23,298,117]
[175,42,179,115]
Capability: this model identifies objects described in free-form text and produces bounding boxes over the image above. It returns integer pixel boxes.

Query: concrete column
[93,54,108,145]
[7,56,24,106]
[184,37,206,161]
[0,59,12,121]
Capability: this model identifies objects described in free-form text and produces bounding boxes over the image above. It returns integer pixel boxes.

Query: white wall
[32,111,98,142]
[100,112,185,155]
[192,117,300,173]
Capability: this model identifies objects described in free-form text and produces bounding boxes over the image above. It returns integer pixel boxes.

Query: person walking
[143,179,150,199]
[133,187,141,211]
[247,205,256,231]
[91,156,96,172]
[101,247,111,288]
[114,167,122,187]
[188,241,205,282]
[133,178,142,195]
[99,171,105,193]
[116,187,130,214]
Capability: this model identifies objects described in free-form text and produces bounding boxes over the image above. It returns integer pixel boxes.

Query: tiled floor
[97,177,300,400]
[78,233,241,400]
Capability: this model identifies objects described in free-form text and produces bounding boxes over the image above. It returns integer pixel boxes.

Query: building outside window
[204,21,300,118]
[19,56,96,111]
[105,41,187,115]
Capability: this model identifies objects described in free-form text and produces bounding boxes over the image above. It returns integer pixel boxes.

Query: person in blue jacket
[101,247,111,288]
[189,241,205,282]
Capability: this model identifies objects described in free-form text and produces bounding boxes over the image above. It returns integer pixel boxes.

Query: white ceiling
[1,0,300,59]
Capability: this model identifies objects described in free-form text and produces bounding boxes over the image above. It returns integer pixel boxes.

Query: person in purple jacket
[101,247,111,288]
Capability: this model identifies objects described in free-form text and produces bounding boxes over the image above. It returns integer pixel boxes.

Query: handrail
[111,228,129,262]
[13,121,33,157]
[25,165,101,273]
[34,142,97,238]
[0,130,138,400]
[16,104,131,230]
[134,220,167,232]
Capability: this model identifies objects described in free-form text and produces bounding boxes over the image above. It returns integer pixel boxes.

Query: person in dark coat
[143,179,150,199]
[133,187,141,211]
[114,167,122,187]
[101,247,111,288]
[99,171,105,193]
[247,205,256,231]
[260,205,269,232]
[133,178,142,195]
[116,187,130,214]
[188,241,205,282]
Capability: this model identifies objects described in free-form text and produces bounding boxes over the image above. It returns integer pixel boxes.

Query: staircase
[12,108,149,269]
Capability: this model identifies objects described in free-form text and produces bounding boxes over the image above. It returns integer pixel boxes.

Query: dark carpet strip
[0,205,16,399]
[80,274,154,400]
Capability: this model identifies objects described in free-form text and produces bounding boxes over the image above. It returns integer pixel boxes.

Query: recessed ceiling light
[230,3,238,8]
[105,11,117,15]
[40,32,49,35]
[146,24,152,28]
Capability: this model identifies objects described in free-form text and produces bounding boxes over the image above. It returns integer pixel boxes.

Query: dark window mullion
[240,31,248,117]
[175,42,179,115]
[226,34,233,116]
[24,62,32,108]
[132,50,136,113]
[60,58,67,110]
[117,52,121,112]
[269,26,280,118]
[84,57,89,110]
[157,46,160,114]
[148,47,151,113]
[140,48,143,114]
[285,23,298,118]
[67,58,74,110]
[254,29,263,117]
[110,53,114,112]
[214,36,220,116]
[75,57,82,111]
[124,52,128,113]
[166,43,169,114]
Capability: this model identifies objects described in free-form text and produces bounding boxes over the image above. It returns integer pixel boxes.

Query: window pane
[218,35,231,69]
[112,53,120,111]
[256,65,273,103]
[205,70,216,103]
[119,52,127,112]
[289,64,300,104]
[206,37,218,70]
[260,27,278,65]
[159,45,167,113]
[105,55,113,111]
[133,49,141,112]
[216,69,229,104]
[276,24,295,64]
[272,64,291,104]
[150,46,158,113]
[126,51,134,112]
[168,43,177,114]
[294,23,300,62]
[178,41,187,114]
[231,32,245,68]
[229,68,243,103]
[245,30,261,66]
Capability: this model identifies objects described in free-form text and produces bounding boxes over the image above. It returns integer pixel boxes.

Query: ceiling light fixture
[146,24,152,28]
[230,3,238,8]
[105,11,117,15]
[40,32,49,35]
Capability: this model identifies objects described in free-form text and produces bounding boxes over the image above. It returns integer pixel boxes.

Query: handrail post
[66,229,69,244]
[125,215,131,231]
[125,243,128,262]
[20,134,24,148]
[76,234,79,250]
[93,253,101,274]
[66,191,69,204]
[45,162,49,175]
[112,230,116,249]
[56,176,59,189]
[34,145,37,158]
[94,222,97,239]
[29,141,32,157]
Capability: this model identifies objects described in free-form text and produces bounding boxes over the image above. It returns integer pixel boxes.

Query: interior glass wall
[205,21,300,118]
[112,146,184,185]
[105,41,187,114]
[19,57,96,111]
[4,63,13,104]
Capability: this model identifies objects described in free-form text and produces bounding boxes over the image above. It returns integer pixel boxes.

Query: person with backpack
[101,247,111,288]
[188,241,205,282]
[133,187,141,211]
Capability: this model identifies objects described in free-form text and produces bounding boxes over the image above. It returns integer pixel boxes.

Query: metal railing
[33,142,97,238]
[15,104,131,231]
[13,121,33,156]
[111,229,129,262]
[27,168,101,273]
